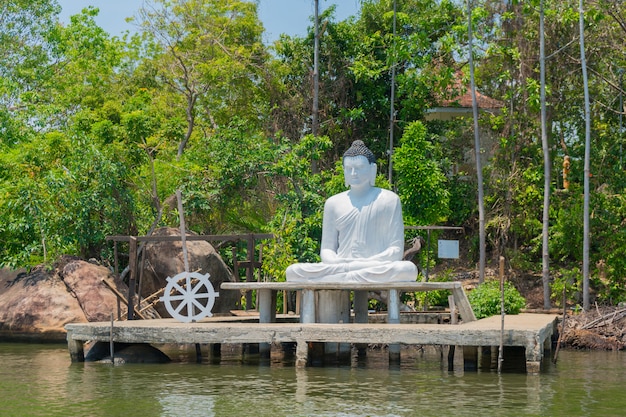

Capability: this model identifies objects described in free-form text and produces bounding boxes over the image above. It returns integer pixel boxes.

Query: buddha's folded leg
[347,261,417,282]
[286,263,349,282]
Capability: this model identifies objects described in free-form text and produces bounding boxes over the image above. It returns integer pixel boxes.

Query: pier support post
[257,288,276,360]
[295,339,308,368]
[463,346,478,371]
[388,289,401,364]
[353,291,369,323]
[480,346,494,370]
[353,290,369,358]
[67,335,84,363]
[317,290,351,361]
[209,343,221,364]
[525,338,543,374]
[447,345,456,371]
[526,361,541,374]
[300,290,315,323]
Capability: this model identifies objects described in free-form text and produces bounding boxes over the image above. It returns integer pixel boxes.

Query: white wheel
[160,271,219,323]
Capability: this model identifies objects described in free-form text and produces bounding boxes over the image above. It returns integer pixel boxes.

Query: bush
[412,270,453,309]
[468,280,526,319]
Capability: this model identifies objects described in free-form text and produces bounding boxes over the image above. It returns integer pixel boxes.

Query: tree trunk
[579,0,591,311]
[467,0,485,283]
[540,0,551,310]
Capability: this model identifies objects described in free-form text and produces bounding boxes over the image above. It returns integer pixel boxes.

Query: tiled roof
[441,87,504,109]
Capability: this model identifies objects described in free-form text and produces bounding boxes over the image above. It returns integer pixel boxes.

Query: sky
[56,0,362,44]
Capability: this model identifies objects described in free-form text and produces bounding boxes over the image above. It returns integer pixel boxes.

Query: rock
[0,264,83,341]
[0,257,162,341]
[140,227,240,317]
[86,341,171,363]
[61,258,131,322]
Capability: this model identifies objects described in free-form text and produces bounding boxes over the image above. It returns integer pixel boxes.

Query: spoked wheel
[160,271,219,323]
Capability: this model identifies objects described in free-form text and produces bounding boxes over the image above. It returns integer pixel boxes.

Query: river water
[1,342,625,417]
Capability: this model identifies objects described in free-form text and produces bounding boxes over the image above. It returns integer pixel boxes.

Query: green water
[1,343,625,417]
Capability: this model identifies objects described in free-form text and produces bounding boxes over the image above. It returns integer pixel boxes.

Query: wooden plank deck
[65,313,558,373]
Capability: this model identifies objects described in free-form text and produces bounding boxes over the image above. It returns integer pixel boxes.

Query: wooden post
[282,290,287,314]
[127,236,137,320]
[245,235,254,309]
[295,291,301,316]
[448,295,458,325]
[447,294,457,371]
[498,256,505,373]
[451,284,476,322]
[113,241,121,319]
[110,312,114,364]
[101,278,146,320]
[232,247,239,279]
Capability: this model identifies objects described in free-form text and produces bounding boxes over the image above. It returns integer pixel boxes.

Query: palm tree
[540,0,551,309]
[467,0,486,283]
[579,0,591,311]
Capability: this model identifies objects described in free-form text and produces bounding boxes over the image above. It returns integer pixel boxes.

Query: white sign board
[438,240,459,259]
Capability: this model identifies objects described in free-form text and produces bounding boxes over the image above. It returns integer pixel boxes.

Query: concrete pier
[65,313,558,373]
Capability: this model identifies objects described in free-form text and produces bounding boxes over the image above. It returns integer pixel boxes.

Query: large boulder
[0,257,140,341]
[140,227,240,317]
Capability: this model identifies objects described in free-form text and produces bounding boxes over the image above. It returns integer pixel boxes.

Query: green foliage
[393,121,450,226]
[261,135,333,281]
[412,271,454,309]
[0,132,136,267]
[551,267,582,307]
[549,186,585,263]
[272,0,466,162]
[447,175,476,226]
[469,280,526,319]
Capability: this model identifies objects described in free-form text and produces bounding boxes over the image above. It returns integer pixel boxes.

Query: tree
[579,0,591,311]
[262,135,334,280]
[540,0,552,309]
[0,5,138,266]
[272,0,466,165]
[1,0,59,145]
[467,0,486,283]
[137,0,268,159]
[393,121,450,226]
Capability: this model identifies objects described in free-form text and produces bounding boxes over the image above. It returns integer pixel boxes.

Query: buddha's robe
[286,188,417,282]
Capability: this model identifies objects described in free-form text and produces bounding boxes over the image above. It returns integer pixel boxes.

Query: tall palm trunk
[467,0,485,283]
[579,0,591,311]
[540,0,551,309]
[311,0,320,173]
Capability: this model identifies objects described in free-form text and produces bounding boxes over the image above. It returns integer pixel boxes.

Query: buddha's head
[343,140,377,188]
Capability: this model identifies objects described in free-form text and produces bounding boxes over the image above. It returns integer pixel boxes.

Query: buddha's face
[343,156,376,188]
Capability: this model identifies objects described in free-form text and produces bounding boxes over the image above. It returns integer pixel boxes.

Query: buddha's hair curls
[343,140,376,164]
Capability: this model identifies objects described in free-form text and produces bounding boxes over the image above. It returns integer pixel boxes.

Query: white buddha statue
[286,140,417,283]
